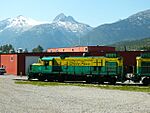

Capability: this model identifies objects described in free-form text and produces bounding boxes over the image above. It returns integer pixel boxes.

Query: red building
[0,54,18,75]
[0,53,51,75]
[47,46,115,53]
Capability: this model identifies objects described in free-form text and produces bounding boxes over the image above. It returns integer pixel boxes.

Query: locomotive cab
[27,57,54,81]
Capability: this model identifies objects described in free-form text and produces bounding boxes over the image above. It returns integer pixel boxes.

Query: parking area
[0,75,150,113]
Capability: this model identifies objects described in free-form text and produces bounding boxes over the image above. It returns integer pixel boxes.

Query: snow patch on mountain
[128,9,150,26]
[7,15,42,28]
[52,13,92,33]
[0,15,47,32]
[53,13,77,23]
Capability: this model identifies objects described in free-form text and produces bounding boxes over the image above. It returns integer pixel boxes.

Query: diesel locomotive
[27,53,150,85]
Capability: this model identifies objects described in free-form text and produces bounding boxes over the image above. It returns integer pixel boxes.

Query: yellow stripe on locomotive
[53,57,123,67]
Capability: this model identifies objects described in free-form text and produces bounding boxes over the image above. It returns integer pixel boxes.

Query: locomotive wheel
[38,73,46,81]
[58,75,65,82]
[86,75,93,84]
[109,77,117,85]
[142,78,150,86]
[86,77,92,84]
[38,77,46,81]
[47,77,54,82]
[98,78,104,84]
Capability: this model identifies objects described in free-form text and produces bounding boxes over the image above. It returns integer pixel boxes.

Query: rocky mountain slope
[81,9,150,46]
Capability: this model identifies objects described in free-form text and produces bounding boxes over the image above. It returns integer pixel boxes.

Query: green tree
[140,46,150,51]
[32,45,44,53]
[0,44,15,53]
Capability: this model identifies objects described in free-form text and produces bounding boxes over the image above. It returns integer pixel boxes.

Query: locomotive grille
[106,62,118,73]
[141,62,150,74]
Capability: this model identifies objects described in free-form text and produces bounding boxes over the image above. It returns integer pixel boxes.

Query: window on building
[85,48,88,51]
[72,49,74,51]
[10,56,14,61]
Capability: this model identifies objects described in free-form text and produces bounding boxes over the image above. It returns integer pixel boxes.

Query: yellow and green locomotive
[28,54,123,84]
[27,53,150,85]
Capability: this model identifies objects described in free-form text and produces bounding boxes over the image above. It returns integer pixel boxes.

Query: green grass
[15,81,150,93]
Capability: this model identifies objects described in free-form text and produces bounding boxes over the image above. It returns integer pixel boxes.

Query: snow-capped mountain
[52,13,92,35]
[53,13,77,23]
[0,14,92,50]
[0,15,44,32]
[7,15,43,27]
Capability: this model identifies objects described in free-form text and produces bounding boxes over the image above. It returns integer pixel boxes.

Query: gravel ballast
[0,75,150,113]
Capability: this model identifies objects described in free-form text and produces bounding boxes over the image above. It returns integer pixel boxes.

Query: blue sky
[0,0,149,27]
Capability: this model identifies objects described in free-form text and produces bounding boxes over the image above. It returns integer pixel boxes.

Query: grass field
[15,81,150,93]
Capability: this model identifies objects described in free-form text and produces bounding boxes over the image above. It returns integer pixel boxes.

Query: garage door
[25,56,40,74]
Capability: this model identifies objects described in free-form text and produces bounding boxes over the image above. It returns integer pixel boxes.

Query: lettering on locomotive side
[68,61,91,66]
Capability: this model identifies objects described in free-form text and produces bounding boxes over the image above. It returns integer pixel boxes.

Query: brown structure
[47,46,115,53]
[0,51,149,76]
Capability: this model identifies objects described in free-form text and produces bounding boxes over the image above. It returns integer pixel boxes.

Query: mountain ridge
[0,9,150,51]
[0,13,92,50]
[81,9,150,46]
